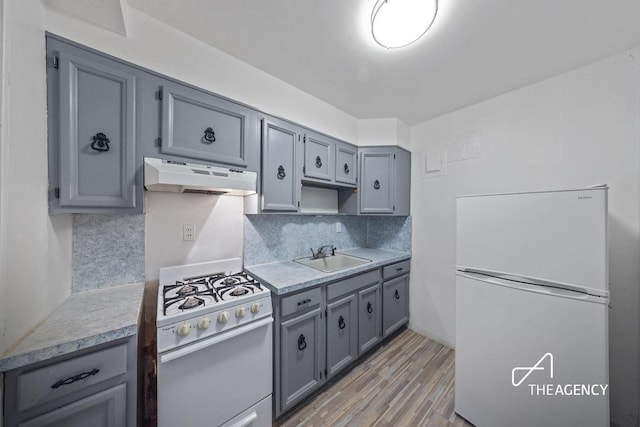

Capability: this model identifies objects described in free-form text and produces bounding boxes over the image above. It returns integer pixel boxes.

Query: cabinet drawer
[281,287,322,318]
[16,344,128,412]
[382,260,410,280]
[327,269,380,301]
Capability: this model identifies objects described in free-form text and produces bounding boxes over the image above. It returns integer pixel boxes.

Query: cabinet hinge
[158,89,163,101]
[297,201,300,208]
[54,187,60,199]
[393,205,395,211]
[320,371,323,379]
[394,153,396,159]
[325,369,327,377]
[303,166,306,174]
[303,135,306,143]
[325,308,328,316]
[156,137,162,147]
[52,56,59,69]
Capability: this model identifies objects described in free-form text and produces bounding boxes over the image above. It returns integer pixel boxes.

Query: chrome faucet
[310,245,335,259]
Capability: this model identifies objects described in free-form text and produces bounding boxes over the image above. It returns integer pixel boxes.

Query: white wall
[358,118,411,149]
[0,0,72,355]
[144,193,243,281]
[409,48,640,427]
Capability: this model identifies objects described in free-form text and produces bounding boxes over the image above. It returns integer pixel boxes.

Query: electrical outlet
[183,224,195,241]
[336,222,342,233]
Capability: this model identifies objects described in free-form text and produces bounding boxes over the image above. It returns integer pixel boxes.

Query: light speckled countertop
[245,248,411,295]
[0,283,144,372]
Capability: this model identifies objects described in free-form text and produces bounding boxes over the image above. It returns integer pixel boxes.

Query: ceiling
[125,0,640,125]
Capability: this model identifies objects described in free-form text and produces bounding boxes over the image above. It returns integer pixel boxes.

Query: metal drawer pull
[277,165,286,179]
[338,315,346,330]
[373,180,380,190]
[344,163,350,174]
[367,302,373,314]
[298,334,307,351]
[90,133,110,152]
[396,267,403,271]
[395,290,400,300]
[297,298,312,306]
[203,127,216,144]
[51,368,100,389]
[315,156,322,168]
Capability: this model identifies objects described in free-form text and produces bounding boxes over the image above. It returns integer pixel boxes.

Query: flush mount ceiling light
[371,0,438,49]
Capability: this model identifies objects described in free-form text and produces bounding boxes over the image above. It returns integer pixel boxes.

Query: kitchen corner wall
[409,48,640,427]
[243,215,411,266]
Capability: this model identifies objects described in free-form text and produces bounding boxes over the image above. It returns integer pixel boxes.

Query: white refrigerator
[455,187,609,427]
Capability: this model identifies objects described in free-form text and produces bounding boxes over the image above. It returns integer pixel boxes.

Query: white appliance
[144,157,257,195]
[156,258,272,427]
[455,187,609,427]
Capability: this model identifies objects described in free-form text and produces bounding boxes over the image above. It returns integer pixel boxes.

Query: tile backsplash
[72,214,145,292]
[244,215,411,266]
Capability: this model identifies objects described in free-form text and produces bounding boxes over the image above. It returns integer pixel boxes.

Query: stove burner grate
[178,296,204,310]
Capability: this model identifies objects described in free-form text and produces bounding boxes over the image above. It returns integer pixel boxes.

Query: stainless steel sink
[294,253,372,273]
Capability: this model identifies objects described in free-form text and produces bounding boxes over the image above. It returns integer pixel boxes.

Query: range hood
[144,157,256,196]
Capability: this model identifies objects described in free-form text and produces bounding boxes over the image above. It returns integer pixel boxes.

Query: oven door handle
[160,316,273,364]
[228,411,258,427]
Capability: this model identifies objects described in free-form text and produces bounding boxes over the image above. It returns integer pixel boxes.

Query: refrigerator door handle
[457,270,609,304]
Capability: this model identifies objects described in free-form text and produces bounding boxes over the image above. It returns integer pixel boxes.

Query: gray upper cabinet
[326,295,357,378]
[47,37,140,213]
[357,146,411,216]
[360,151,394,214]
[335,143,357,186]
[159,82,255,167]
[303,131,333,182]
[261,116,301,211]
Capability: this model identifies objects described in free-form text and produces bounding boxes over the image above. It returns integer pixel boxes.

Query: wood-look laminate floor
[276,328,473,427]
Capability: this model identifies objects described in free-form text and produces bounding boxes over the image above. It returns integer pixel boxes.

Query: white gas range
[156,258,273,427]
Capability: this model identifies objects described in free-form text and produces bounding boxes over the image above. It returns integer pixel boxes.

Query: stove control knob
[176,323,191,337]
[251,303,261,314]
[236,307,246,318]
[197,317,211,330]
[218,311,230,324]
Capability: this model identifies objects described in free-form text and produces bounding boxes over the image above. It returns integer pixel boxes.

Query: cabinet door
[358,284,381,354]
[335,143,357,186]
[19,384,126,427]
[280,308,323,412]
[57,51,136,209]
[160,83,255,167]
[326,295,357,378]
[261,118,300,211]
[360,152,394,214]
[383,274,410,337]
[304,131,333,181]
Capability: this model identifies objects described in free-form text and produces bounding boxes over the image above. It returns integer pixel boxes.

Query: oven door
[157,316,273,427]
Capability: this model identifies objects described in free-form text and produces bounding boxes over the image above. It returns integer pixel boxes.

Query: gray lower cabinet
[158,82,256,168]
[383,274,410,337]
[280,307,323,413]
[358,284,382,353]
[326,295,357,378]
[47,37,140,214]
[273,260,410,419]
[18,384,126,427]
[261,116,302,211]
[357,146,411,216]
[3,336,137,427]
